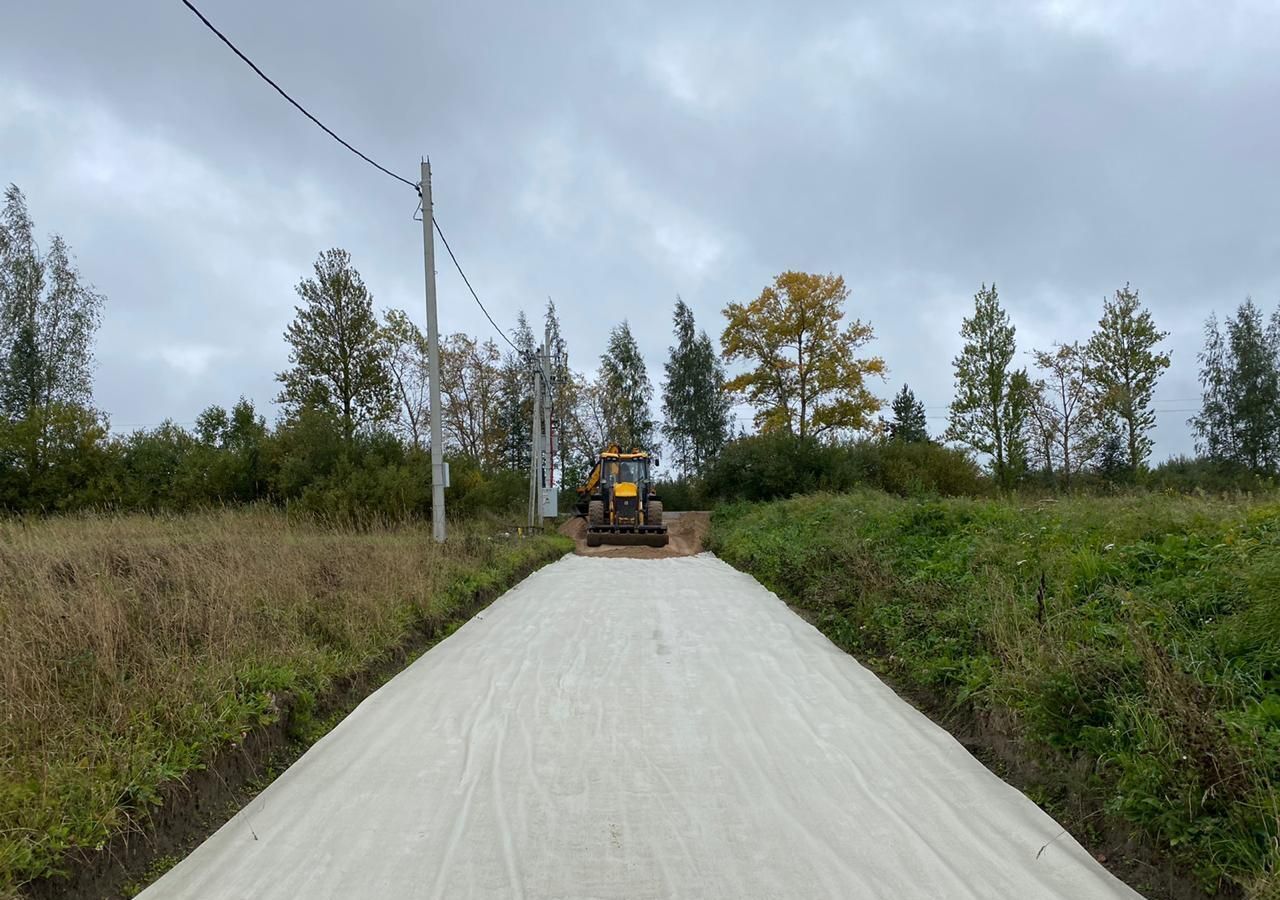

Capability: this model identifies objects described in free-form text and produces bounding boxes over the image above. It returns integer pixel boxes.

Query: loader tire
[588,500,605,528]
[647,500,664,527]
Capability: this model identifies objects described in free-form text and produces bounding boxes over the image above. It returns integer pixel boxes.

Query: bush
[652,477,708,510]
[0,404,116,512]
[844,439,986,497]
[702,432,848,502]
[1147,454,1277,494]
[446,458,527,518]
[701,433,984,503]
[0,401,538,523]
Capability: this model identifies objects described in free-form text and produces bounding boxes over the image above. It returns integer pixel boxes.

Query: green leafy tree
[379,309,430,449]
[1004,368,1034,483]
[569,370,609,470]
[191,398,269,502]
[117,420,200,510]
[662,297,732,474]
[1192,300,1280,472]
[946,283,1024,486]
[1083,284,1170,474]
[265,405,346,501]
[1031,342,1099,486]
[496,312,535,471]
[1224,299,1280,472]
[1191,313,1232,461]
[276,249,392,442]
[1025,377,1058,479]
[599,321,654,450]
[722,271,885,439]
[440,333,504,467]
[887,384,929,443]
[1095,430,1131,482]
[0,184,105,487]
[0,402,111,511]
[544,299,582,486]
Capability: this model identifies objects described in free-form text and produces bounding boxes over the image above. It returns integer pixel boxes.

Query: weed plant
[711,491,1280,897]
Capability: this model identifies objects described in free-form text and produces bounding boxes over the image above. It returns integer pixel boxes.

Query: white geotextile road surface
[142,554,1142,900]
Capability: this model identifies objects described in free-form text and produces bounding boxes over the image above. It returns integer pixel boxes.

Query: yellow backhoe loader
[575,445,668,548]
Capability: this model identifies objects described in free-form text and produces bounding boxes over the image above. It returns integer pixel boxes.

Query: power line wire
[179,0,416,190]
[179,0,524,357]
[431,215,524,357]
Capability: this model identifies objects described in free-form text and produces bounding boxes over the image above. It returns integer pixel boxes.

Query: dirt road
[559,510,709,558]
[140,554,1140,899]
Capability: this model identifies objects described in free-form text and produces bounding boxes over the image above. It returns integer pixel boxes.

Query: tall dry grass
[0,507,568,890]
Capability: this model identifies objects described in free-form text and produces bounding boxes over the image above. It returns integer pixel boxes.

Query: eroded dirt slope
[558,510,708,558]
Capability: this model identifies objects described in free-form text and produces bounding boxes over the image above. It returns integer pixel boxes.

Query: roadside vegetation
[6,175,1280,900]
[0,508,569,891]
[711,491,1280,898]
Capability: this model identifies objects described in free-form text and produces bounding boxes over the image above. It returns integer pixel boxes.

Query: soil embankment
[558,510,708,558]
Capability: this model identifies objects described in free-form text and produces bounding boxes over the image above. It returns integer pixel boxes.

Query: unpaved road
[140,554,1140,899]
[560,510,709,558]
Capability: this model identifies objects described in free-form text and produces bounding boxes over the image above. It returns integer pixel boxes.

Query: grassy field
[711,491,1280,898]
[0,508,570,893]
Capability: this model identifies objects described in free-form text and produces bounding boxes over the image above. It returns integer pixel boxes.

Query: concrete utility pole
[528,359,542,528]
[542,325,554,520]
[420,160,446,543]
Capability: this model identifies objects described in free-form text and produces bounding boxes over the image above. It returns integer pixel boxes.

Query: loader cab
[604,458,645,488]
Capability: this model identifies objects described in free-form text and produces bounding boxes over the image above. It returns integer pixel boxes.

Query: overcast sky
[3,0,1278,458]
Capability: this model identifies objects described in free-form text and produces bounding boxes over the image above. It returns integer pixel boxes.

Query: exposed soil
[19,548,564,900]
[559,511,709,559]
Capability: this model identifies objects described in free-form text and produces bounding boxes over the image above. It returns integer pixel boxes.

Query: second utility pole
[542,324,554,517]
[528,351,541,527]
[420,160,446,543]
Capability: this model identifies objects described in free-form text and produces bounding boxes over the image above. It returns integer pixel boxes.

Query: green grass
[711,491,1280,898]
[0,508,570,893]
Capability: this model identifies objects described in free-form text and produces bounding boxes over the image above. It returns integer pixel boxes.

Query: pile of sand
[558,512,709,559]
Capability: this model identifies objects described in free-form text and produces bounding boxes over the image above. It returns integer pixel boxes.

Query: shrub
[844,439,986,497]
[446,458,527,518]
[0,401,535,523]
[653,477,708,510]
[701,433,985,502]
[1147,454,1277,494]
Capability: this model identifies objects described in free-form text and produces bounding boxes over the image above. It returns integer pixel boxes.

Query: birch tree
[946,283,1024,486]
[276,249,392,442]
[721,271,884,439]
[1083,284,1170,474]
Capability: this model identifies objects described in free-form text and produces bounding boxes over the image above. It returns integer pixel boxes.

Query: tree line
[934,282,1171,488]
[0,186,739,515]
[1191,299,1280,473]
[910,281,1280,489]
[3,182,1277,516]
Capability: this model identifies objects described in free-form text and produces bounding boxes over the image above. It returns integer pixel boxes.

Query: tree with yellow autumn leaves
[720,271,886,440]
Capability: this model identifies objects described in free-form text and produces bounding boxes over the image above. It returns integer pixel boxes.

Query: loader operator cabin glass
[617,461,643,484]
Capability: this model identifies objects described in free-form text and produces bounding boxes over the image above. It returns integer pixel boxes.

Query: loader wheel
[647,500,663,527]
[588,500,605,528]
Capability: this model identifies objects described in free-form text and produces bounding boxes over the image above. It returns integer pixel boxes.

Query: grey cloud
[3,0,1277,456]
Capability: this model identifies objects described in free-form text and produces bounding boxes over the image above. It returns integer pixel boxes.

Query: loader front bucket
[586,526,669,548]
